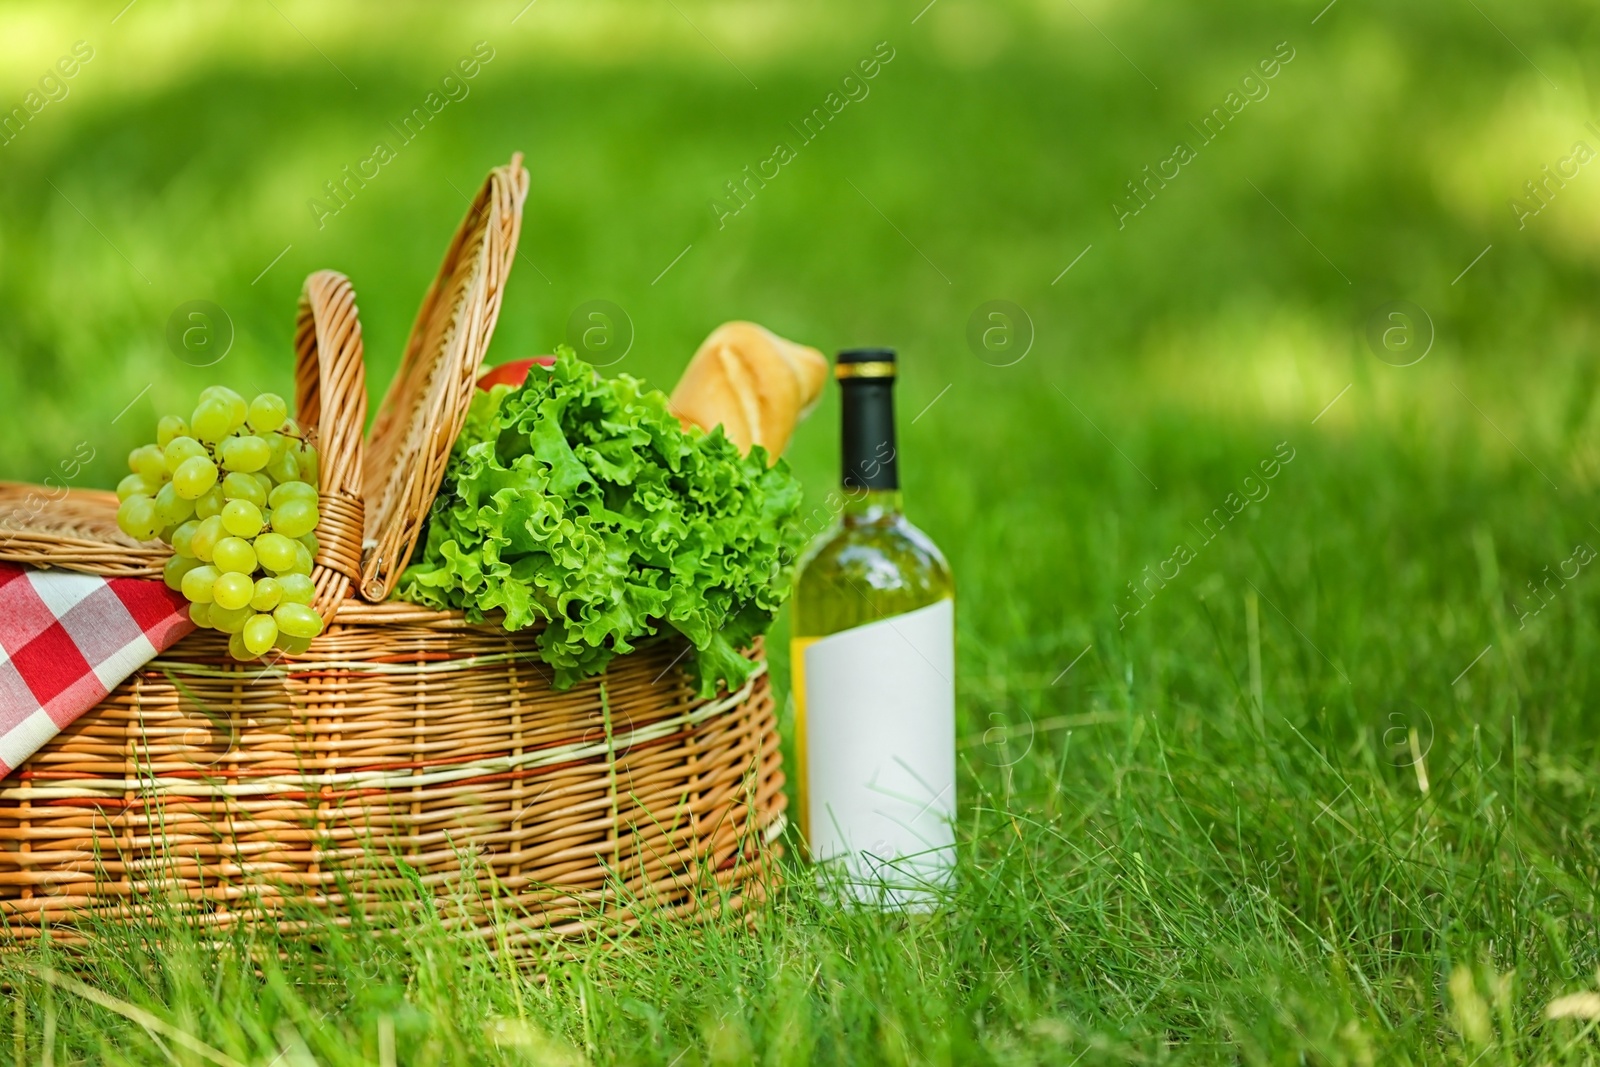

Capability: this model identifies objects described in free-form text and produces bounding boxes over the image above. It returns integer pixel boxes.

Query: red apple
[476,356,556,391]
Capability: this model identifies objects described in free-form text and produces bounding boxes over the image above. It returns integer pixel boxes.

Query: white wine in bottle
[791,347,955,905]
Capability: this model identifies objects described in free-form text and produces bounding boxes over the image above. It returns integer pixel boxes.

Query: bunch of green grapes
[115,387,327,661]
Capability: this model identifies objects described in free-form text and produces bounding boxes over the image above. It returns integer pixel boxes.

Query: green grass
[6,0,1600,1061]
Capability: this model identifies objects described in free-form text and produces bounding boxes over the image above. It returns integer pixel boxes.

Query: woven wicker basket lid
[359,153,529,601]
[0,153,530,612]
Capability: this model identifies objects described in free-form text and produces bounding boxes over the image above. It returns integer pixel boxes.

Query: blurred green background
[2,0,1594,488]
[8,0,1600,1057]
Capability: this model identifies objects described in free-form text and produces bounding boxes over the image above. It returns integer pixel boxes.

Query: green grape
[268,481,318,509]
[162,436,207,473]
[194,485,226,519]
[253,532,298,573]
[172,455,219,500]
[129,445,167,481]
[272,498,319,539]
[277,573,315,605]
[209,603,253,634]
[190,515,226,562]
[221,499,264,538]
[265,449,300,484]
[248,393,289,434]
[170,520,201,557]
[213,572,254,611]
[223,394,249,434]
[242,613,279,655]
[212,536,257,575]
[274,632,314,655]
[117,473,159,502]
[298,531,319,559]
[288,543,314,576]
[188,601,212,628]
[296,446,319,486]
[116,496,161,541]
[221,472,266,506]
[219,435,270,473]
[191,399,233,443]
[274,602,325,640]
[163,553,201,591]
[181,564,221,603]
[154,481,195,527]
[202,385,248,425]
[250,577,284,612]
[227,630,252,662]
[157,415,190,448]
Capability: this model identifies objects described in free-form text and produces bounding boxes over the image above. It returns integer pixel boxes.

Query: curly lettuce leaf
[396,347,805,696]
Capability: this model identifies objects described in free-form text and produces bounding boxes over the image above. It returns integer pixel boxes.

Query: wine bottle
[791,347,956,905]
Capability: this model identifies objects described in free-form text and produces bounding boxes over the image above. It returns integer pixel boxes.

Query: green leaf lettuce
[395,348,806,696]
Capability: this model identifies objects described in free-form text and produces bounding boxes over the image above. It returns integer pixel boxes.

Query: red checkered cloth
[0,562,192,777]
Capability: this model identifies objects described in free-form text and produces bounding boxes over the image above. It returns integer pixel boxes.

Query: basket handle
[294,270,368,621]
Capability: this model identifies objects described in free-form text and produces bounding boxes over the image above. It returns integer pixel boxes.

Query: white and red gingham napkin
[0,563,192,777]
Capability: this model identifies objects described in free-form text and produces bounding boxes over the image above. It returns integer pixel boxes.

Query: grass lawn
[4,0,1600,1062]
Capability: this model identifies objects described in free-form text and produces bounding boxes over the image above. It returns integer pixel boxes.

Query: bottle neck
[840,376,898,494]
[842,488,903,525]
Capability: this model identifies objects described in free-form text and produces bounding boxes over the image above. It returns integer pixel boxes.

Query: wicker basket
[0,155,786,948]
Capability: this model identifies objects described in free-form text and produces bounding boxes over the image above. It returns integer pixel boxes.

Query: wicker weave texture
[0,612,783,945]
[0,485,164,579]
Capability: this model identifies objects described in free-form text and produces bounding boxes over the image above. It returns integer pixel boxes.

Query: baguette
[670,321,828,461]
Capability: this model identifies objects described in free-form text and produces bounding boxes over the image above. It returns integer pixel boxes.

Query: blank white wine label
[801,597,955,905]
